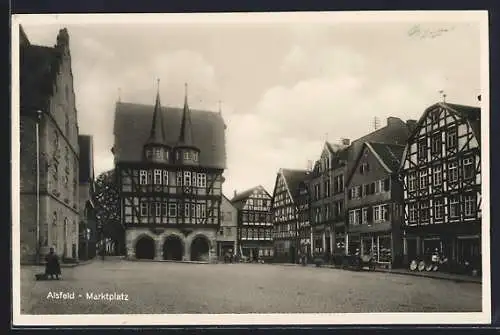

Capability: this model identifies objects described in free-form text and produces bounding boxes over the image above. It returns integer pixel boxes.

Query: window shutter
[370,183,375,194]
[384,178,390,191]
[367,206,373,222]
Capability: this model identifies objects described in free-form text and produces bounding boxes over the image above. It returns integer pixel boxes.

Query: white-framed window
[176,171,183,186]
[408,172,417,191]
[200,204,207,218]
[419,169,428,189]
[184,171,191,186]
[163,170,169,185]
[446,127,457,149]
[184,151,191,160]
[349,209,360,225]
[184,203,190,217]
[362,207,368,224]
[464,194,476,217]
[150,202,161,217]
[448,161,458,182]
[193,152,199,161]
[191,204,196,219]
[191,172,197,186]
[161,202,167,216]
[418,139,427,160]
[140,202,148,216]
[374,180,383,194]
[449,196,460,218]
[373,204,388,222]
[164,150,169,160]
[373,206,380,222]
[433,165,442,186]
[408,203,418,223]
[434,198,444,220]
[420,201,430,222]
[168,203,177,217]
[463,157,474,180]
[154,169,162,185]
[139,170,148,185]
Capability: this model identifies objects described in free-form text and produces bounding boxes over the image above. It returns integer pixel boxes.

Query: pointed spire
[117,87,121,103]
[145,78,167,146]
[178,82,195,148]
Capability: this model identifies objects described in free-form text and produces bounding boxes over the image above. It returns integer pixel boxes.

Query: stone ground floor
[125,227,218,262]
[20,258,482,314]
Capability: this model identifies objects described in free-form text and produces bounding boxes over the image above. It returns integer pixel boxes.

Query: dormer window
[360,163,369,174]
[154,148,162,160]
[184,151,191,160]
[146,149,152,160]
[193,151,199,162]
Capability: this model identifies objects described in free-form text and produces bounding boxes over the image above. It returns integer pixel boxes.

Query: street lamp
[35,109,43,264]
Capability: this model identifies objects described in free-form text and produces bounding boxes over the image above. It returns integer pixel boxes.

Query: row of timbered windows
[139,201,207,218]
[417,126,458,160]
[242,212,272,223]
[407,194,477,223]
[274,205,295,222]
[145,148,199,162]
[240,227,273,239]
[312,175,344,200]
[348,204,389,225]
[407,156,475,191]
[349,178,390,200]
[312,201,343,223]
[138,169,207,187]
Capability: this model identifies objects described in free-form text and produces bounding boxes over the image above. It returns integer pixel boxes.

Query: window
[197,173,206,188]
[362,208,368,224]
[419,169,428,189]
[183,171,191,186]
[374,180,384,194]
[200,204,206,218]
[314,184,320,200]
[373,204,388,222]
[450,196,460,218]
[433,165,443,186]
[154,169,162,185]
[184,152,191,160]
[463,157,474,180]
[191,204,196,218]
[139,170,148,185]
[431,111,440,123]
[146,149,152,160]
[176,172,183,186]
[161,202,167,216]
[434,198,444,220]
[446,127,458,150]
[163,170,169,185]
[324,205,330,220]
[418,139,427,160]
[464,194,476,217]
[419,201,430,222]
[350,186,361,199]
[324,180,331,197]
[140,202,148,216]
[193,152,199,161]
[349,210,355,225]
[408,203,418,223]
[448,161,458,182]
[191,172,197,186]
[408,172,417,191]
[168,203,177,217]
[184,203,190,217]
[150,202,161,217]
[431,133,441,154]
[360,163,369,174]
[154,148,162,160]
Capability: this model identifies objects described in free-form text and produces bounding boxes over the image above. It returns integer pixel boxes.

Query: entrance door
[289,245,296,263]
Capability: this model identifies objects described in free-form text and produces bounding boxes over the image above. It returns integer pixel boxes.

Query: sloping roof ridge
[365,142,392,173]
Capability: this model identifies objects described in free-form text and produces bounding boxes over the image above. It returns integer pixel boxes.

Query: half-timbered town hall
[400,102,481,271]
[112,83,226,262]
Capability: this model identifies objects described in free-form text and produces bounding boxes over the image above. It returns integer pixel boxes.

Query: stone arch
[163,234,184,260]
[135,234,155,259]
[190,234,211,261]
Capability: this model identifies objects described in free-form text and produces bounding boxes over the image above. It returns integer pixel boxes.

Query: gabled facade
[19,26,80,263]
[231,185,273,261]
[113,84,227,262]
[400,102,481,267]
[345,142,405,267]
[217,195,238,260]
[271,169,309,263]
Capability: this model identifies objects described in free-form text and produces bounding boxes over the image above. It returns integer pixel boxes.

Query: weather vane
[439,90,447,102]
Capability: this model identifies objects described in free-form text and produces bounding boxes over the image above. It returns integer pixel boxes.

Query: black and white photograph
[12,11,490,325]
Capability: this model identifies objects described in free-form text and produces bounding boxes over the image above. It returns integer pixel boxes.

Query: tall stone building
[113,84,227,262]
[216,195,238,260]
[19,25,80,263]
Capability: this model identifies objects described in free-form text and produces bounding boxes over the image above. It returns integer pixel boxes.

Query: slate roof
[78,135,94,183]
[281,169,310,203]
[113,102,227,169]
[367,142,405,173]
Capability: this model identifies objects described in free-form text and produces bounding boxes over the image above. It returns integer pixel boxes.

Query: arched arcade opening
[163,235,184,260]
[190,235,210,261]
[135,235,155,260]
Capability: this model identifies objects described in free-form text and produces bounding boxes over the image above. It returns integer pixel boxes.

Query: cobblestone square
[20,259,482,314]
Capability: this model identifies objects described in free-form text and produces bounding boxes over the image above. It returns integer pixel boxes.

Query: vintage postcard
[12,11,491,326]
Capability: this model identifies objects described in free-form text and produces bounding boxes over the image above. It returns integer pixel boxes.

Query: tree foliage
[93,169,122,238]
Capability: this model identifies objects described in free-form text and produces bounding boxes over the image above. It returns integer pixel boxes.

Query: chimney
[387,116,403,127]
[340,138,350,146]
[406,119,417,132]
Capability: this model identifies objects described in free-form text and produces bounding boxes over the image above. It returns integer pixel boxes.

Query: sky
[19,14,482,198]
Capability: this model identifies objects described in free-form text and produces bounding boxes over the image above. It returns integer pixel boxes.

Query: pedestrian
[45,247,61,280]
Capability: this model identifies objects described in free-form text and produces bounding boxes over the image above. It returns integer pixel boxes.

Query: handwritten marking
[408,24,455,39]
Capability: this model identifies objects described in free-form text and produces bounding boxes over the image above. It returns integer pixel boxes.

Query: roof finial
[185,82,188,98]
[439,89,446,102]
[157,78,160,93]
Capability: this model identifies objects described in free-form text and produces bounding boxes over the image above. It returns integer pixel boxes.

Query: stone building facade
[19,25,80,263]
